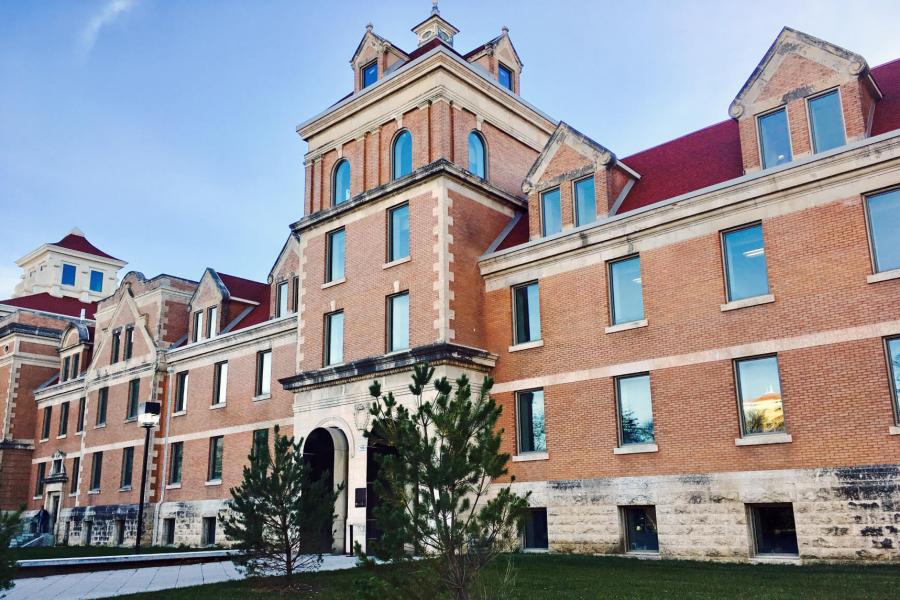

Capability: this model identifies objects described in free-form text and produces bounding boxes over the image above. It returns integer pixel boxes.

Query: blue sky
[2,0,899,298]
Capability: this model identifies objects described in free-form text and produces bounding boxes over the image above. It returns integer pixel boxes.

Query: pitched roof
[217,273,268,303]
[230,290,272,332]
[871,58,900,135]
[0,293,96,319]
[51,231,120,261]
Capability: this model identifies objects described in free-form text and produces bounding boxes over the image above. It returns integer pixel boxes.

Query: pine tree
[0,507,22,593]
[222,424,339,579]
[357,362,529,600]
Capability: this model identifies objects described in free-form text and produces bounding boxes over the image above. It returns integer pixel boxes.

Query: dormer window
[498,63,513,91]
[90,270,103,293]
[541,188,562,236]
[61,263,76,286]
[757,108,792,169]
[275,282,289,317]
[808,90,845,154]
[362,61,378,89]
[206,306,218,338]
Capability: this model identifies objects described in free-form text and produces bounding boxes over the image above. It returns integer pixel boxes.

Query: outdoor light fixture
[134,400,161,553]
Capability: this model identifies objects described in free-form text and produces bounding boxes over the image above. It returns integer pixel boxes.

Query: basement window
[523,507,548,550]
[164,518,176,546]
[748,503,799,556]
[622,505,659,553]
[202,517,217,546]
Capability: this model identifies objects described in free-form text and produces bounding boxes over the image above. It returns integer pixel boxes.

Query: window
[62,356,70,382]
[123,326,134,360]
[361,61,377,88]
[252,428,269,460]
[758,108,792,169]
[120,447,134,489]
[206,306,217,338]
[89,270,103,293]
[169,441,183,485]
[110,330,121,363]
[275,281,289,317]
[256,350,272,397]
[71,354,79,379]
[59,401,70,437]
[523,507,548,550]
[735,355,785,436]
[498,63,513,91]
[808,90,845,153]
[208,436,224,481]
[96,387,108,426]
[722,223,770,302]
[516,389,546,453]
[41,406,51,440]
[887,338,900,424]
[36,463,46,496]
[866,188,900,273]
[616,374,654,446]
[608,255,644,325]
[76,398,86,433]
[512,282,541,345]
[540,188,562,236]
[115,520,125,545]
[70,457,80,494]
[324,311,344,366]
[333,159,351,205]
[622,506,659,553]
[468,131,486,178]
[387,292,410,352]
[163,518,176,545]
[202,517,216,546]
[748,504,798,556]
[90,452,103,491]
[213,362,228,406]
[61,263,76,286]
[292,276,299,312]
[326,229,345,282]
[127,379,140,420]
[174,372,188,413]
[388,204,410,262]
[192,311,203,343]
[574,176,596,226]
[392,130,412,180]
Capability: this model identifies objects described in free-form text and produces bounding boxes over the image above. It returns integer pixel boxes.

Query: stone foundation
[155,499,229,547]
[510,464,900,563]
[58,504,150,547]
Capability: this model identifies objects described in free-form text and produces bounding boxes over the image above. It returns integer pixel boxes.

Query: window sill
[165,483,182,490]
[383,256,411,270]
[625,551,661,560]
[68,492,78,497]
[605,319,648,334]
[88,490,100,495]
[613,443,658,455]
[118,486,132,493]
[172,410,186,417]
[720,294,775,312]
[749,555,801,565]
[124,417,137,424]
[57,434,67,440]
[735,433,792,446]
[205,479,222,487]
[253,394,271,402]
[94,423,107,429]
[867,268,900,284]
[210,403,226,411]
[522,547,550,553]
[508,340,544,353]
[512,452,548,462]
[889,425,900,436]
[321,278,345,290]
[39,438,48,443]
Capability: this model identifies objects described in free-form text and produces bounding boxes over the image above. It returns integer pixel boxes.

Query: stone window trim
[755,105,795,170]
[87,489,100,495]
[512,451,548,462]
[93,423,107,430]
[205,479,222,487]
[508,339,543,353]
[56,434,67,440]
[209,402,227,411]
[805,86,846,154]
[613,443,659,455]
[252,393,272,402]
[721,294,776,312]
[321,277,345,290]
[165,482,182,490]
[124,417,137,423]
[735,433,793,446]
[867,268,900,284]
[605,319,648,334]
[382,255,411,270]
[118,485,132,493]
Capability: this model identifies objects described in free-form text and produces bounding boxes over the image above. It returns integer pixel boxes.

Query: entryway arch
[302,426,349,553]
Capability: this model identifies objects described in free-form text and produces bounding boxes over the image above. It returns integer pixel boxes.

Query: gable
[269,234,301,284]
[190,270,227,312]
[523,122,617,193]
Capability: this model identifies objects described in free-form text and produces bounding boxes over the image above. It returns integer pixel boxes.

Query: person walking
[37,507,50,535]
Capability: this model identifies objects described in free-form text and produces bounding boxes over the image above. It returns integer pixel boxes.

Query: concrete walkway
[4,555,359,599]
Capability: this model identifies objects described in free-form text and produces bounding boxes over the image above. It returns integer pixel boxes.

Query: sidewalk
[4,554,359,599]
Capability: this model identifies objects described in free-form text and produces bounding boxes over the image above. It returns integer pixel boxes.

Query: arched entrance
[302,427,349,553]
[365,424,398,547]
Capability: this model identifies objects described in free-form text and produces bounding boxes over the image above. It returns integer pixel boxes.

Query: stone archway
[302,427,349,553]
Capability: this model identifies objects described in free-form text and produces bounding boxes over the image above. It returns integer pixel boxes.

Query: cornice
[165,315,297,364]
[0,323,64,342]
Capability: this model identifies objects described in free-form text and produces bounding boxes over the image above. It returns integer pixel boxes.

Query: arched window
[333,159,350,205]
[392,130,412,180]
[468,131,486,178]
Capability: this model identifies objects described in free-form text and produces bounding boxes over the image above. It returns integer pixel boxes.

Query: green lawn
[112,553,900,600]
[12,544,203,561]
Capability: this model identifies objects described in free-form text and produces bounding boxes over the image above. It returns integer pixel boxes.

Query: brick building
[3,6,899,562]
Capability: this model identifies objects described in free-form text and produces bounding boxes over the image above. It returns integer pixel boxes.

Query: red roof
[617,120,744,213]
[217,273,268,303]
[231,292,272,332]
[495,215,530,251]
[0,293,96,319]
[52,233,120,261]
[871,58,900,135]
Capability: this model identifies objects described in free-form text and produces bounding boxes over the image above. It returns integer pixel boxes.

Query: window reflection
[392,130,412,179]
[541,188,561,236]
[609,256,644,325]
[616,374,654,445]
[723,224,770,301]
[517,389,546,453]
[758,108,792,169]
[513,282,541,344]
[809,91,845,153]
[736,356,784,435]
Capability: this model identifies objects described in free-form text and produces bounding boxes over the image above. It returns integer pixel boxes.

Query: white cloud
[80,0,137,56]
[0,266,21,300]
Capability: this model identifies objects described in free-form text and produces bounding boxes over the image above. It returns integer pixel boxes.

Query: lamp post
[135,401,161,554]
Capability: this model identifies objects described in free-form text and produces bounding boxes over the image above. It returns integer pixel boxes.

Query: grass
[110,553,900,600]
[12,544,203,561]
